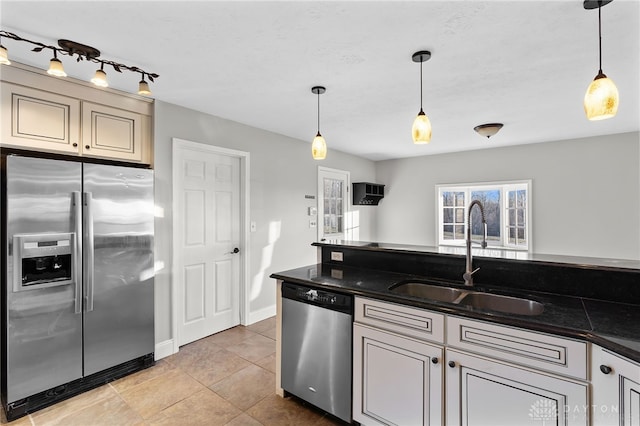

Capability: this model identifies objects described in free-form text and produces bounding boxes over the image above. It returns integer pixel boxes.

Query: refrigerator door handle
[72,191,83,314]
[83,192,95,312]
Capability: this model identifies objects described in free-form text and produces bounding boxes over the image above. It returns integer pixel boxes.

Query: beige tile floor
[1,317,344,426]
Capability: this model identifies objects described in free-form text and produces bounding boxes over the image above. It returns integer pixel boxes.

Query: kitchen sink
[389,282,466,303]
[457,292,545,316]
[389,281,544,316]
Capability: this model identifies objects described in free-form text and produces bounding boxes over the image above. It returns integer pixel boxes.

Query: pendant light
[311,86,327,160]
[412,50,432,144]
[91,63,108,88]
[47,49,67,77]
[583,0,618,121]
[138,73,152,95]
[0,35,10,65]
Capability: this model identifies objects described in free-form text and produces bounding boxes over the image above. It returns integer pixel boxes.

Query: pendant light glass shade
[584,72,618,120]
[312,132,327,160]
[91,66,108,87]
[311,86,327,160]
[138,79,151,95]
[412,109,432,144]
[47,58,66,77]
[0,45,10,65]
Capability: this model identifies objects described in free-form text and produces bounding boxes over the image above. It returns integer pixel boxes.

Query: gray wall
[375,132,640,260]
[153,100,377,344]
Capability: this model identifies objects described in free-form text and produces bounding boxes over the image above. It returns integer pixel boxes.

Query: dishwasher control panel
[282,282,352,314]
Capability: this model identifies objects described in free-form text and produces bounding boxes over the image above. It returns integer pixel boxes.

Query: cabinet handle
[85,145,90,150]
[600,365,612,374]
[72,143,78,147]
[448,361,456,368]
[431,357,439,365]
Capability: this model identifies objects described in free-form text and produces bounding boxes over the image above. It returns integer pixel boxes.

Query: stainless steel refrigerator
[1,154,154,420]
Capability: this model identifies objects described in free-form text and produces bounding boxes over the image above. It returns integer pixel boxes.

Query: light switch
[308,207,317,216]
[250,221,257,232]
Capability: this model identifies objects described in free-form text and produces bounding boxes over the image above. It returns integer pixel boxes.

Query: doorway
[172,138,250,348]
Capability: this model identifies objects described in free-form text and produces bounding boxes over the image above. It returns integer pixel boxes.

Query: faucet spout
[464,200,487,286]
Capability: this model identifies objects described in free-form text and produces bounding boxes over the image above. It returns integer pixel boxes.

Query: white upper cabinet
[1,82,80,154]
[1,63,152,165]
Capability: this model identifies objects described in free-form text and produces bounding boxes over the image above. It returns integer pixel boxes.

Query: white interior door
[173,140,241,346]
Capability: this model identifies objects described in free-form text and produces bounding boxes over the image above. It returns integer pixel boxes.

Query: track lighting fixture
[412,50,432,144]
[47,49,66,77]
[0,30,158,95]
[311,86,327,160]
[583,0,618,120]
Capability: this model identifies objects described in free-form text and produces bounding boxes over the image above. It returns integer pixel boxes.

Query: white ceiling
[2,1,638,161]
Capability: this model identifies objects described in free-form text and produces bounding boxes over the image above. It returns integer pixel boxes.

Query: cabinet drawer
[447,316,587,380]
[355,297,444,344]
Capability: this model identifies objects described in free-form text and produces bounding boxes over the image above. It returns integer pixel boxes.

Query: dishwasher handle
[282,282,353,315]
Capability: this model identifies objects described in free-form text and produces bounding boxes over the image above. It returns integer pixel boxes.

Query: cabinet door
[446,348,588,426]
[1,82,80,154]
[592,345,640,426]
[353,323,443,426]
[81,102,147,162]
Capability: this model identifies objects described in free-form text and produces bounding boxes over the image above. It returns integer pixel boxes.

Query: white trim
[171,138,251,353]
[247,304,277,325]
[154,339,176,360]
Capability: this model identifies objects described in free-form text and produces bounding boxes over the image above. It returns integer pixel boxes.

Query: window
[317,167,350,242]
[437,181,531,250]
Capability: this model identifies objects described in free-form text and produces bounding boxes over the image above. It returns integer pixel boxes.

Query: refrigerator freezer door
[5,156,83,403]
[82,164,154,376]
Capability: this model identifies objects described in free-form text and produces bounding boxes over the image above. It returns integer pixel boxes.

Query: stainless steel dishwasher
[281,282,353,423]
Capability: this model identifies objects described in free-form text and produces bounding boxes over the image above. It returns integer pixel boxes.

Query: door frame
[171,137,250,353]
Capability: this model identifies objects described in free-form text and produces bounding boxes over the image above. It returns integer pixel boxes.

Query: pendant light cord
[420,59,424,110]
[317,91,320,134]
[598,2,603,73]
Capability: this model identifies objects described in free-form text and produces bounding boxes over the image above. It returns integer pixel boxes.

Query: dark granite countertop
[271,263,640,363]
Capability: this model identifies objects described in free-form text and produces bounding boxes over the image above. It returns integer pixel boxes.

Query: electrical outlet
[330,251,343,261]
[250,221,257,232]
[309,219,317,228]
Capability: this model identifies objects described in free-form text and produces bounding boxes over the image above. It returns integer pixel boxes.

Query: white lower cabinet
[445,348,589,426]
[353,323,443,426]
[592,345,640,426]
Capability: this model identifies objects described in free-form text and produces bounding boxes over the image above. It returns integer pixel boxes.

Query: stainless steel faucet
[463,200,487,286]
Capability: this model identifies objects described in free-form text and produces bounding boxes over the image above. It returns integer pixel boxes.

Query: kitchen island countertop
[271,262,640,363]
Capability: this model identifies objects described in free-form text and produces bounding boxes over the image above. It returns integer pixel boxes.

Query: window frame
[435,180,532,251]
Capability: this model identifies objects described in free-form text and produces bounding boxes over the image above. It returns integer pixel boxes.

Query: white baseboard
[246,304,276,325]
[154,339,176,360]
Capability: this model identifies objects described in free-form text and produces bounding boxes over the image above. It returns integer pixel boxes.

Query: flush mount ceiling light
[0,30,158,95]
[474,123,504,139]
[412,50,432,144]
[583,0,619,120]
[311,86,328,160]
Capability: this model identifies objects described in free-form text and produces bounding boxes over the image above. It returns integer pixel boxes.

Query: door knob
[229,247,240,254]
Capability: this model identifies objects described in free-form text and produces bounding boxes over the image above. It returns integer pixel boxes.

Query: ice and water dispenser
[12,233,75,292]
